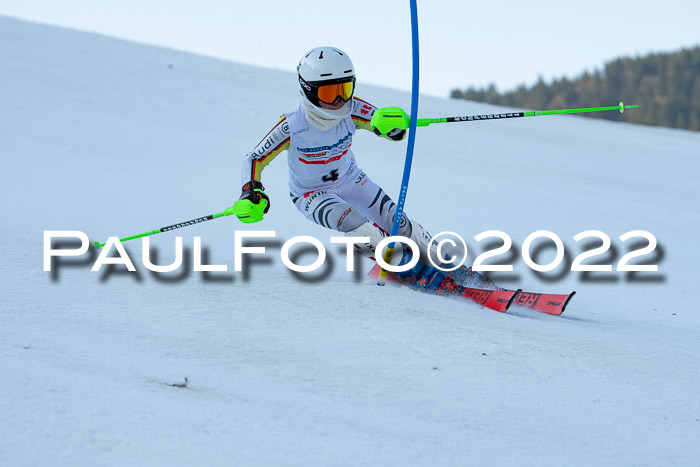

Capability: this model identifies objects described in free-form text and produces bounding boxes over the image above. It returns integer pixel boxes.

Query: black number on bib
[322,169,340,182]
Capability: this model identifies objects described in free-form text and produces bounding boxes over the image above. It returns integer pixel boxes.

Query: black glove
[386,128,406,141]
[240,180,270,214]
[372,127,406,141]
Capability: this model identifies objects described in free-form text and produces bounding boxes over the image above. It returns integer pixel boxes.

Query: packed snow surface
[1,16,699,466]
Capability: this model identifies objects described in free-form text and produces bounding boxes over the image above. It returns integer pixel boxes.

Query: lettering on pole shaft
[162,217,209,232]
[464,113,520,121]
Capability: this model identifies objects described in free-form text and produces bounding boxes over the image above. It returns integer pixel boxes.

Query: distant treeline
[451,46,700,131]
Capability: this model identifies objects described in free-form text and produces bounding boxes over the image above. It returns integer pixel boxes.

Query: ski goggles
[316,80,355,104]
[301,76,355,104]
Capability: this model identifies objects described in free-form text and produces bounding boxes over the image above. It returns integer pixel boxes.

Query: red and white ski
[510,290,576,316]
[367,264,575,315]
[442,279,522,313]
[367,264,520,313]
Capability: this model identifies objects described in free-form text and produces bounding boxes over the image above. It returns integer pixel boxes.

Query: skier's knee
[335,208,367,233]
[393,212,413,238]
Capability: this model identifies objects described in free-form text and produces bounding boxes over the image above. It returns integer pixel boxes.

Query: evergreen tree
[450,46,700,131]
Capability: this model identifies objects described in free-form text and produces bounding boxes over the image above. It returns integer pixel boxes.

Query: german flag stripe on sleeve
[250,139,289,179]
[351,97,377,130]
[246,116,290,180]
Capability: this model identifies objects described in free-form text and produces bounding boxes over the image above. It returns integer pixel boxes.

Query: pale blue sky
[2,0,699,97]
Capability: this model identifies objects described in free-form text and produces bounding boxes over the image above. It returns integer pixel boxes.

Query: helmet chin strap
[300,93,351,131]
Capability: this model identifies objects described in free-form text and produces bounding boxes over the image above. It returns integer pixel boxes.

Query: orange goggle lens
[316,81,354,104]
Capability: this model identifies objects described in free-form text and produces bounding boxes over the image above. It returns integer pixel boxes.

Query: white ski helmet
[297,47,356,106]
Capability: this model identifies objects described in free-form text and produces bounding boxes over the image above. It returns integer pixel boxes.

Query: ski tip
[505,288,522,312]
[561,291,577,313]
[91,240,104,249]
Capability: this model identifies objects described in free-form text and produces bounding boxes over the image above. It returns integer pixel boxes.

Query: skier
[233,46,490,290]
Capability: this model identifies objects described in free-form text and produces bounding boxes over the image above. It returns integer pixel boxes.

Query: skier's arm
[241,116,291,183]
[351,97,407,141]
[234,116,290,223]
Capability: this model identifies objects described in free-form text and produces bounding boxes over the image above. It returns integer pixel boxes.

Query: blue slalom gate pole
[377,0,420,285]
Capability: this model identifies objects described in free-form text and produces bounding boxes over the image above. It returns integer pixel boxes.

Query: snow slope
[1,16,699,466]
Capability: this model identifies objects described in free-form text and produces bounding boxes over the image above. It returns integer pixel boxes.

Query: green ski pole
[415,101,638,127]
[92,206,236,248]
